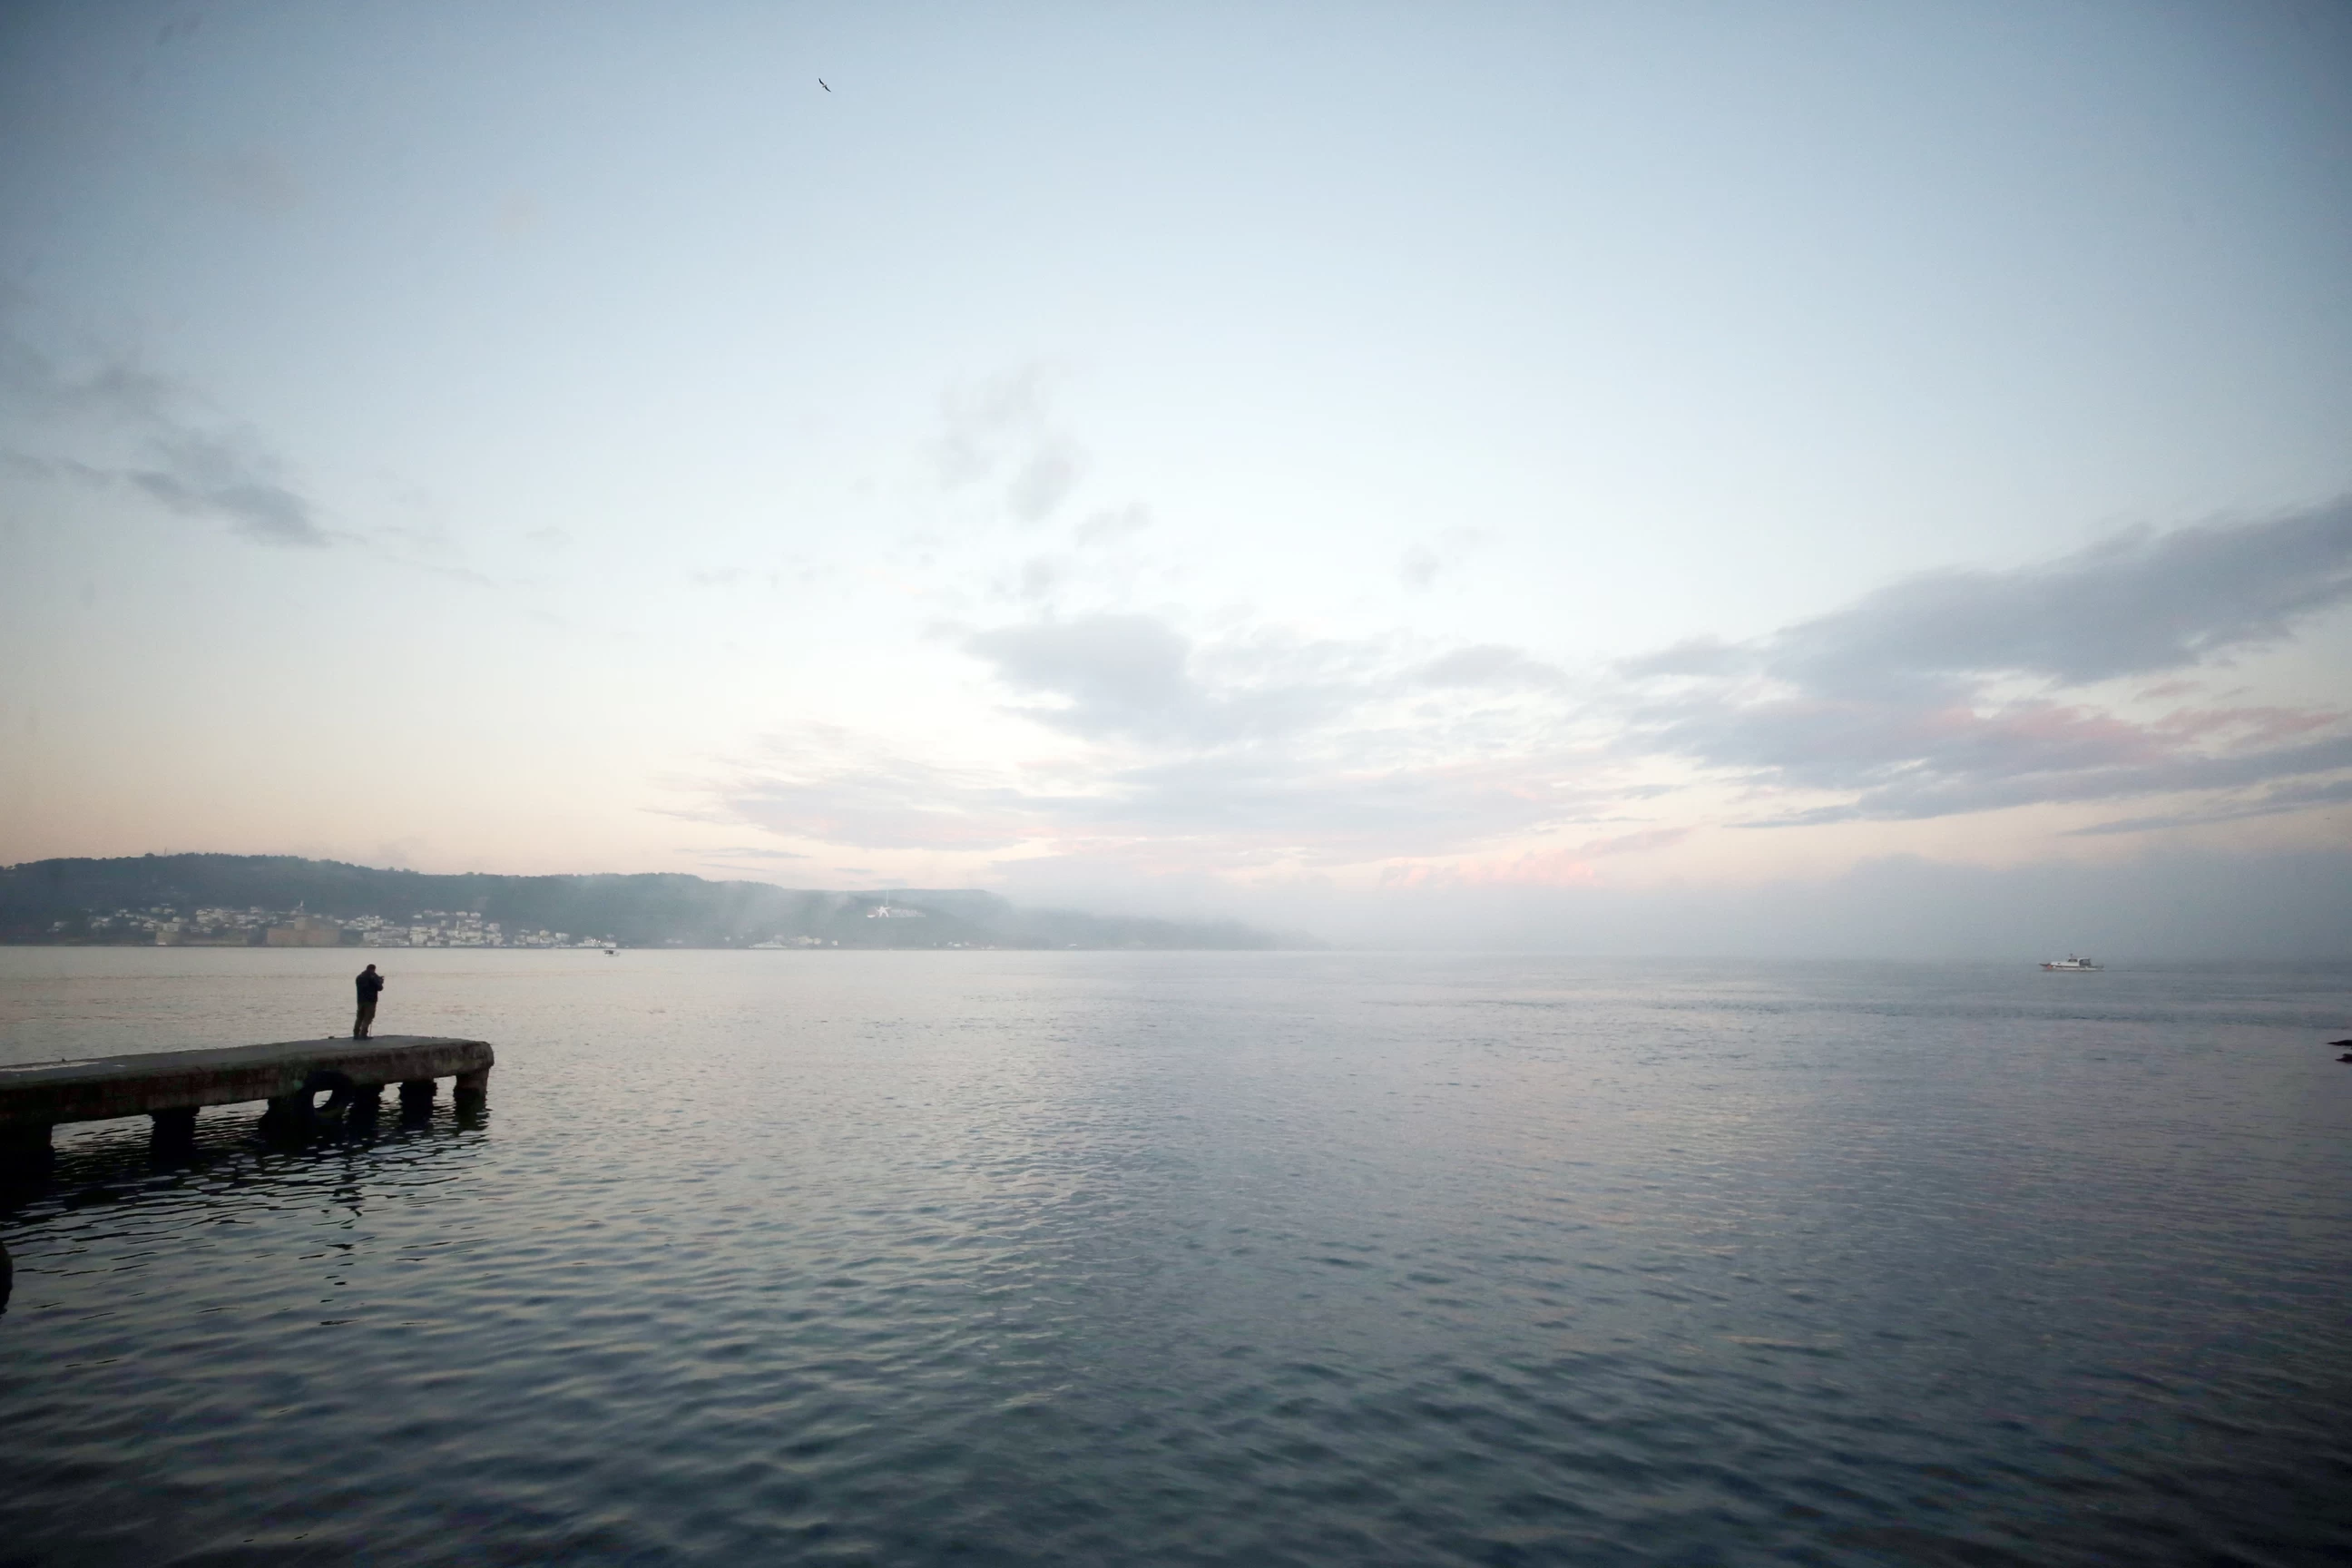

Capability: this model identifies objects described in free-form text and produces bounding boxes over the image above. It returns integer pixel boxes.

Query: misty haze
[2,5,2347,1566]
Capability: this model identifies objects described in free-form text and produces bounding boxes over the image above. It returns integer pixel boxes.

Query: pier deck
[0,1035,493,1160]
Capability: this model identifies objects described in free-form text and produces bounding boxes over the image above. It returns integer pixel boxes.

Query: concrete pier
[0,1035,493,1163]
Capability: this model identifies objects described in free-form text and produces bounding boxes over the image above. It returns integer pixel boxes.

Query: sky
[2,2,2349,955]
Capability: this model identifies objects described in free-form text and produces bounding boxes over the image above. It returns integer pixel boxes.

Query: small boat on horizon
[2040,955,2102,971]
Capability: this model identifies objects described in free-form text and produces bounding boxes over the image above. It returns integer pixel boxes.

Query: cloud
[1378,826,1691,888]
[961,614,1380,748]
[1412,644,1564,690]
[707,622,1622,867]
[934,368,1050,484]
[126,432,329,547]
[1640,500,2352,695]
[1006,440,1082,522]
[2064,775,2352,837]
[711,733,1619,867]
[1013,556,1061,601]
[1624,501,2352,826]
[699,508,2352,879]
[931,365,1090,524]
[1086,750,1617,864]
[1742,728,2352,827]
[0,331,174,426]
[1,327,331,547]
[715,730,1044,852]
[1075,503,1151,547]
[1620,637,1741,678]
[1399,527,1487,593]
[964,615,1197,740]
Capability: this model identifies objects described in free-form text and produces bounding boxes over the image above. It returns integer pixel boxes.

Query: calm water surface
[1,949,2347,1566]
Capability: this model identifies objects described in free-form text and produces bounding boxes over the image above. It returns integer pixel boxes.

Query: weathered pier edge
[0,1035,493,1164]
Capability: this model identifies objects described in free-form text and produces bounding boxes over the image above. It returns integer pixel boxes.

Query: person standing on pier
[354,964,385,1039]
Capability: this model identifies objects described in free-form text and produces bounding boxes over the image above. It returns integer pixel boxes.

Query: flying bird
[818,78,830,92]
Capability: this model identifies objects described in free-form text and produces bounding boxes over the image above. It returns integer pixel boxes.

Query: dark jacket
[356,970,385,1001]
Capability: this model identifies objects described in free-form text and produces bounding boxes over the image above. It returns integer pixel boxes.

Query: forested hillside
[0,855,1289,950]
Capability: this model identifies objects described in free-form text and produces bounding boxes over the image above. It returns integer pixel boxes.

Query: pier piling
[0,1036,494,1168]
[149,1106,199,1147]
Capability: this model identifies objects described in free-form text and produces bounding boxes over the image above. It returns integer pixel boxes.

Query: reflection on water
[2,949,2349,1566]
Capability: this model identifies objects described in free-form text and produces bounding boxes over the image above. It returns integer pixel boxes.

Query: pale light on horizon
[3,2,2348,955]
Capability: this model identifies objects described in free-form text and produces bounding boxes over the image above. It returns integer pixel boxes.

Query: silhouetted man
[354,964,385,1039]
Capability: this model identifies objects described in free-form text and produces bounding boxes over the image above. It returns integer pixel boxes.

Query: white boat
[2040,955,2102,971]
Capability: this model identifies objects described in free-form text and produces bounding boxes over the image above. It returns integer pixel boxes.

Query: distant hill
[0,855,1297,951]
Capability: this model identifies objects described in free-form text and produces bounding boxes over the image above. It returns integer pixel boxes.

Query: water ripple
[3,951,2348,1564]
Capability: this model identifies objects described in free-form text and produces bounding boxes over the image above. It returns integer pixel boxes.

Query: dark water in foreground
[2,950,2347,1567]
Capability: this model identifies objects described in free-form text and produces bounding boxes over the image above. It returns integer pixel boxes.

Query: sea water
[1,948,2347,1566]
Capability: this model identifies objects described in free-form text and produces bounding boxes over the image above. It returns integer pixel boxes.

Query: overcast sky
[3,2,2348,953]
